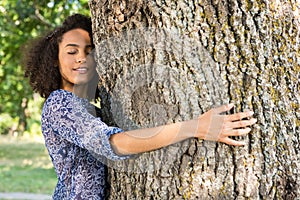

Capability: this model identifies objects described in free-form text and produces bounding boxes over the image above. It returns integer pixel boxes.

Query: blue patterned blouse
[41,89,128,199]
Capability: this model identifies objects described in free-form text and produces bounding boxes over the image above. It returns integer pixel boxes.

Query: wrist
[179,119,198,139]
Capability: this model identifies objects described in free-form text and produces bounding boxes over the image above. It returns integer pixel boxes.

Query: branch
[33,4,52,27]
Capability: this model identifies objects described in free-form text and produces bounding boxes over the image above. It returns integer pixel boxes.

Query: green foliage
[0,0,90,135]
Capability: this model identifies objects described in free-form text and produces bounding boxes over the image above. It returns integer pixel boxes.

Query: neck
[62,83,97,100]
[61,75,99,100]
[73,84,88,98]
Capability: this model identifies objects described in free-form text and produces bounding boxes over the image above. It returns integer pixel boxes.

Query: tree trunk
[89,0,300,199]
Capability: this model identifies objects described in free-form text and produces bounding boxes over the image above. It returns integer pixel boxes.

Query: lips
[73,67,88,74]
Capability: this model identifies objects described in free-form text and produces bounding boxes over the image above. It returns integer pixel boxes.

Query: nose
[76,50,88,63]
[76,57,87,63]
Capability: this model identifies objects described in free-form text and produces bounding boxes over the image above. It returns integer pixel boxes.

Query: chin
[75,78,96,87]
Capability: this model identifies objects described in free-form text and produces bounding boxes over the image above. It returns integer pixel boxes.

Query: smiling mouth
[74,67,88,74]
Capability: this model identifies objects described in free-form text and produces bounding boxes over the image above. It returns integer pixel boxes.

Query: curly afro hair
[24,14,94,98]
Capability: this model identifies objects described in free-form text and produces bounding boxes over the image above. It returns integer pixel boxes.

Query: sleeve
[43,90,130,161]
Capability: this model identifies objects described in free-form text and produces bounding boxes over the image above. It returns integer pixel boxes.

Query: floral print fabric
[41,89,128,199]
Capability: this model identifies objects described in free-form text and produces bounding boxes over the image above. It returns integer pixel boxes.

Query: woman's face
[58,28,96,92]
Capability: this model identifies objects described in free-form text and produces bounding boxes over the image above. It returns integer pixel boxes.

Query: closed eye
[67,50,77,54]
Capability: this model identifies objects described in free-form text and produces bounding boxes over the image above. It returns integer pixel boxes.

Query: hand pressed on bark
[195,103,256,146]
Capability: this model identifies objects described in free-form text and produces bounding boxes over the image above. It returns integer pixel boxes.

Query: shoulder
[47,89,73,101]
[44,89,75,106]
[42,89,77,114]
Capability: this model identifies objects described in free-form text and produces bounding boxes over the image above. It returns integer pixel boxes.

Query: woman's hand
[196,103,257,146]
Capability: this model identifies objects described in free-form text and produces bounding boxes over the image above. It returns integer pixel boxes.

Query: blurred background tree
[0,0,90,136]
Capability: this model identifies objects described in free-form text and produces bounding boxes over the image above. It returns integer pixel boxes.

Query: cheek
[59,55,73,69]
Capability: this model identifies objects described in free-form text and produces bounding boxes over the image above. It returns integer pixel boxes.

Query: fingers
[220,137,246,146]
[220,117,256,146]
[200,104,257,147]
[226,110,254,122]
[223,127,252,137]
[219,117,256,146]
[226,118,257,129]
[216,127,251,146]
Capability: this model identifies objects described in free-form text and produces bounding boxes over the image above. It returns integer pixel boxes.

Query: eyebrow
[64,43,93,48]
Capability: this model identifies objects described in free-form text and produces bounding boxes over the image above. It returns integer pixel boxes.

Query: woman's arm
[110,103,257,155]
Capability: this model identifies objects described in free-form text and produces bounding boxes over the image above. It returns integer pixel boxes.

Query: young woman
[24,14,256,199]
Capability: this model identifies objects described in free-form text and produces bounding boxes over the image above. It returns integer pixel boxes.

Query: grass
[0,135,57,194]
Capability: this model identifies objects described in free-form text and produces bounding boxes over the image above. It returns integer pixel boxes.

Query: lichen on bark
[89,0,300,199]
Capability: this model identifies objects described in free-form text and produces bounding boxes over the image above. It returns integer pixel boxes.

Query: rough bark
[89,0,300,199]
